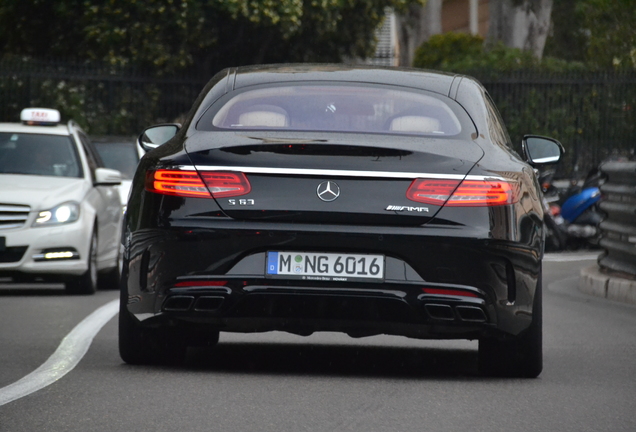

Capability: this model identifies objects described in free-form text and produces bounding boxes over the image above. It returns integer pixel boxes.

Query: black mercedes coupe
[120,64,563,377]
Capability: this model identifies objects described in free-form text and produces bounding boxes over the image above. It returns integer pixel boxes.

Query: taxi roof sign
[20,108,61,126]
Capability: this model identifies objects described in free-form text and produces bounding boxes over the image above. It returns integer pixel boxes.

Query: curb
[579,265,636,305]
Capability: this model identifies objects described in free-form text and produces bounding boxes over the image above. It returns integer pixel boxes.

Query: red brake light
[146,170,210,197]
[199,171,251,197]
[406,179,460,205]
[421,287,479,298]
[146,170,251,198]
[407,179,516,207]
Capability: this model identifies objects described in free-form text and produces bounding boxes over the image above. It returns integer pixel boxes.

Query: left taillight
[145,170,251,198]
[406,179,517,207]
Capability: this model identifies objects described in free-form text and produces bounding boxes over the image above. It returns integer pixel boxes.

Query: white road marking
[544,252,601,262]
[0,299,119,406]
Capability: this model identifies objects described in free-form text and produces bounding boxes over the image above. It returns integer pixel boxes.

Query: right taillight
[146,169,251,198]
[407,179,517,207]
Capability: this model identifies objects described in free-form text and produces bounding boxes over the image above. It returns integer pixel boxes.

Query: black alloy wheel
[119,279,192,365]
[478,267,543,378]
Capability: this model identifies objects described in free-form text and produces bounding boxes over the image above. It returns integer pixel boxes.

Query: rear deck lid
[180,132,485,226]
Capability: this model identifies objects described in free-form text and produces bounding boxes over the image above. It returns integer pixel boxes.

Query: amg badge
[385,205,429,213]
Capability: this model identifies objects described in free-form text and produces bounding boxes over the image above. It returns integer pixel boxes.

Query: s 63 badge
[228,199,255,205]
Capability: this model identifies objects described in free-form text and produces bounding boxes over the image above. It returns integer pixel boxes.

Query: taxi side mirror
[95,167,122,186]
[138,124,181,152]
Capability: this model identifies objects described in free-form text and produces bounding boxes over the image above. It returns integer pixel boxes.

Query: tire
[478,267,543,378]
[65,230,98,295]
[118,296,155,365]
[119,291,188,365]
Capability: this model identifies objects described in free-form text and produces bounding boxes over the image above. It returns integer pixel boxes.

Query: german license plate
[266,251,384,282]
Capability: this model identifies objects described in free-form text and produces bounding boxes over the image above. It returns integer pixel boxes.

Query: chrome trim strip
[0,205,30,212]
[176,165,506,181]
[0,215,28,221]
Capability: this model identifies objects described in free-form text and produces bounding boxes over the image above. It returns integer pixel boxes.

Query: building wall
[442,0,489,37]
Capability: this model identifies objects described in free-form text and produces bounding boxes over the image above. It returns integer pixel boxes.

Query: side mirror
[95,167,122,186]
[138,123,181,152]
[522,135,564,166]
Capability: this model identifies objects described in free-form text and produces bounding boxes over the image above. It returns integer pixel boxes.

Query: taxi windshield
[0,133,82,178]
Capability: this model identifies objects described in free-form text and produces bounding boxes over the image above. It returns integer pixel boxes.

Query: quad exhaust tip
[163,296,194,311]
[455,305,487,322]
[425,304,455,320]
[424,303,487,323]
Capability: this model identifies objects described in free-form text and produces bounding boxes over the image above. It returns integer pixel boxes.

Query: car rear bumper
[142,280,494,339]
[123,219,542,339]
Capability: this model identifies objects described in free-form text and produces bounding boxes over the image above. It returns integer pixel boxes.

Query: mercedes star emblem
[316,181,341,202]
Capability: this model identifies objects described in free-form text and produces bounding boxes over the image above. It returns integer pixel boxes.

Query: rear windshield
[0,133,82,178]
[205,84,463,136]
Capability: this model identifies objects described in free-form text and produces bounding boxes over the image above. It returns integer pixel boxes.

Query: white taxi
[0,108,123,294]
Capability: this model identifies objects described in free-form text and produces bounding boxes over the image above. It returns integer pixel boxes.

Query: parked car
[120,65,563,377]
[93,136,144,212]
[0,108,123,294]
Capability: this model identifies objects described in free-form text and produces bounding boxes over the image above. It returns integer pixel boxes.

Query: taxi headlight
[33,202,80,226]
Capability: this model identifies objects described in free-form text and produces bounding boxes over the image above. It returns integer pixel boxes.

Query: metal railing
[0,58,208,136]
[475,71,636,179]
[1,59,635,176]
[598,161,636,278]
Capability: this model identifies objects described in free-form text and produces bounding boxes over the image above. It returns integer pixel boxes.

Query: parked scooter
[538,168,563,251]
[542,167,603,251]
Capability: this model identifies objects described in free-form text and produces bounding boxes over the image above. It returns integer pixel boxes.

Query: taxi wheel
[65,231,98,295]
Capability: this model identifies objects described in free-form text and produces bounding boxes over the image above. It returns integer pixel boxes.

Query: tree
[0,0,86,59]
[544,0,636,69]
[0,0,422,76]
[487,0,553,59]
[394,0,442,67]
[578,0,636,69]
[542,0,587,62]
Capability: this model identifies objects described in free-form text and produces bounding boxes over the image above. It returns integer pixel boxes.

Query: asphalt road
[1,252,635,431]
